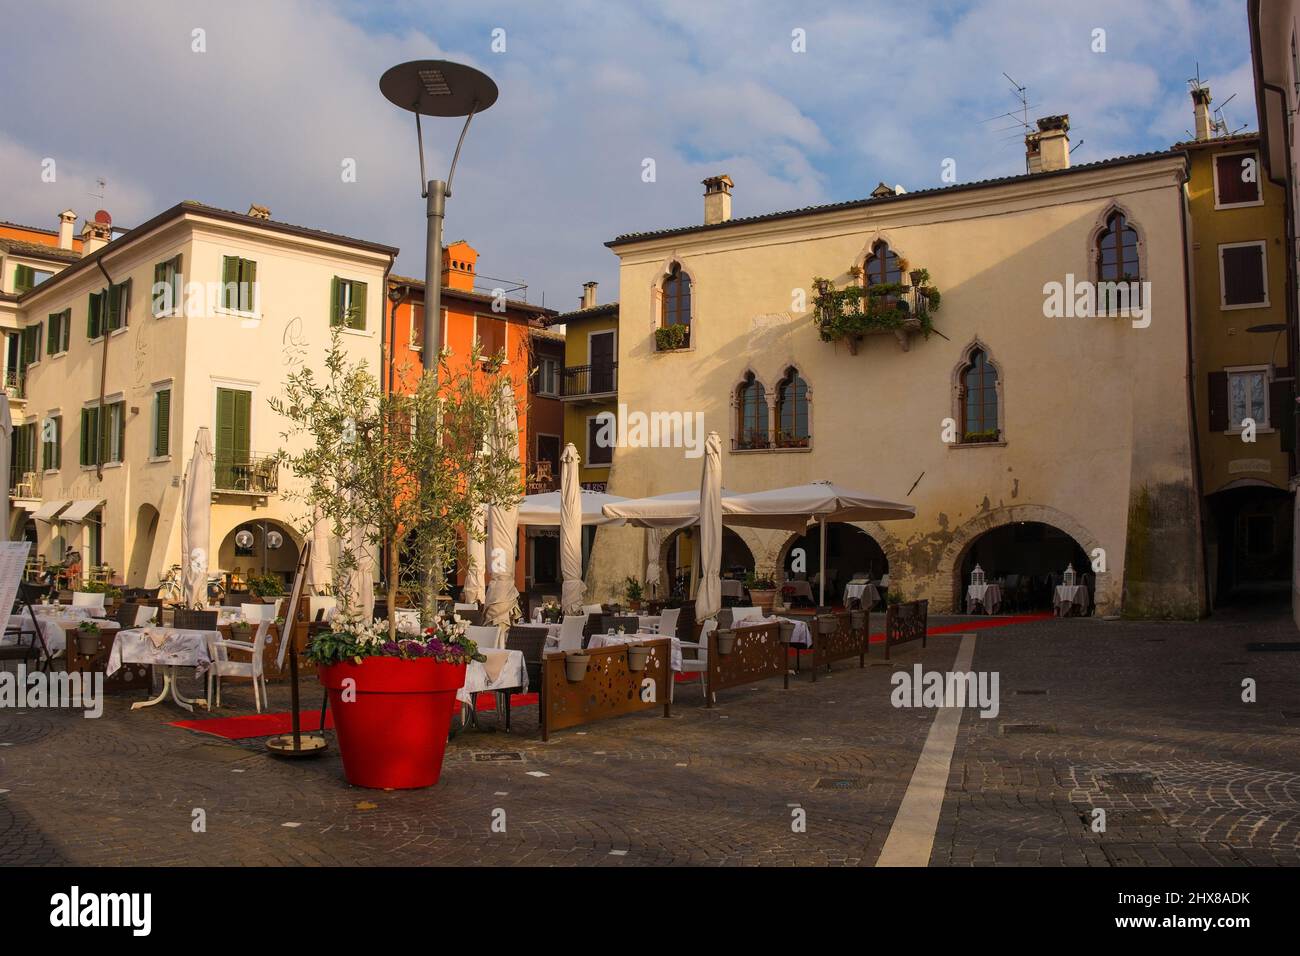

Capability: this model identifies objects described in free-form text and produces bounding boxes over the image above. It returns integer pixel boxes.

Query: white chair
[132,605,159,627]
[241,602,275,622]
[731,606,762,624]
[679,619,717,698]
[454,602,479,614]
[581,603,604,617]
[557,614,587,652]
[466,624,501,650]
[308,595,337,622]
[72,592,106,614]
[658,607,681,639]
[207,618,273,712]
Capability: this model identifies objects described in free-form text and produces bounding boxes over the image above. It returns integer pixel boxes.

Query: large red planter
[317,658,467,789]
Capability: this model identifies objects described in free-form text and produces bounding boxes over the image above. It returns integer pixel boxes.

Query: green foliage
[245,572,285,597]
[654,323,690,351]
[811,270,941,344]
[270,330,522,639]
[963,429,1000,444]
[77,581,122,600]
[623,576,643,602]
[744,568,777,590]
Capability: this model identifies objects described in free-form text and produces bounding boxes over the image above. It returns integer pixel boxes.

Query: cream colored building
[2,202,395,589]
[586,121,1206,618]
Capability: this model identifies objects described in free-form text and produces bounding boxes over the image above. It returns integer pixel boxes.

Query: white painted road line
[875,634,976,867]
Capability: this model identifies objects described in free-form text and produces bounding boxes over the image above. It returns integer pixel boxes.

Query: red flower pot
[317,658,467,790]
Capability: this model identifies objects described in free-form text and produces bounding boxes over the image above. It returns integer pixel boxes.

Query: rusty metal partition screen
[541,639,672,740]
[706,622,785,706]
[884,599,929,659]
[808,610,869,681]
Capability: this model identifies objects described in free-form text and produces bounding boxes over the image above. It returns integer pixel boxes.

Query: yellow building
[1181,88,1292,608]
[584,118,1207,618]
[546,282,620,489]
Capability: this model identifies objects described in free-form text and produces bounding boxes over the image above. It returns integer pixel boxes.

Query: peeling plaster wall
[586,156,1203,618]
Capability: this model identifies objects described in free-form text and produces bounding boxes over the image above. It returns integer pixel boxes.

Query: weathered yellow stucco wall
[586,155,1204,618]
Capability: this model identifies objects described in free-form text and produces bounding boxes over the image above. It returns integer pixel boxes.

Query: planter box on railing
[705,621,785,706]
[541,639,671,740]
[806,609,869,681]
[884,599,928,659]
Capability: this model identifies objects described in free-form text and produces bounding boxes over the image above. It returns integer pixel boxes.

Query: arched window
[863,240,902,288]
[775,367,810,447]
[662,263,692,327]
[959,348,999,442]
[1096,211,1140,282]
[736,372,769,449]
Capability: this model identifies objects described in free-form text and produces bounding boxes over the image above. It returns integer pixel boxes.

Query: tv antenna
[982,73,1040,170]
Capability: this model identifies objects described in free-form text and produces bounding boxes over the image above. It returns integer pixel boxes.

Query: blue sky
[0,0,1255,310]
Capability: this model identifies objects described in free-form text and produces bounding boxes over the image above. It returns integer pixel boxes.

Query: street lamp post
[380,59,499,376]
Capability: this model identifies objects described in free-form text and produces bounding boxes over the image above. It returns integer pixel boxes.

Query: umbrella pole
[819,516,826,608]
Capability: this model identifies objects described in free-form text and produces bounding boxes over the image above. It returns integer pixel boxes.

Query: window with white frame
[1219,241,1268,308]
[1213,151,1263,209]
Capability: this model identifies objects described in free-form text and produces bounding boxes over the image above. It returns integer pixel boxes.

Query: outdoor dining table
[768,616,813,647]
[720,579,745,599]
[782,580,814,603]
[107,627,219,712]
[4,607,111,656]
[966,583,1003,614]
[843,582,880,608]
[588,630,683,671]
[1053,584,1090,616]
[458,646,527,706]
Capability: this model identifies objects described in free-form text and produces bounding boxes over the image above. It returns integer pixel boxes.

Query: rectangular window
[214,386,252,488]
[13,265,53,294]
[46,309,70,355]
[1220,242,1268,308]
[42,415,61,471]
[534,357,559,396]
[87,280,131,337]
[330,277,368,330]
[409,303,424,350]
[153,254,183,316]
[475,314,507,359]
[221,256,258,313]
[19,325,41,369]
[79,401,125,466]
[1214,151,1263,207]
[152,388,171,458]
[1227,368,1269,429]
[587,415,612,466]
[13,422,37,478]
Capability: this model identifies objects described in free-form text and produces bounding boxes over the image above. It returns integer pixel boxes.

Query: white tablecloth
[782,581,814,603]
[5,613,119,655]
[720,579,744,599]
[637,615,661,633]
[458,647,527,705]
[588,632,683,671]
[107,627,218,676]
[1054,584,1090,614]
[966,584,1003,614]
[768,617,813,647]
[843,582,880,607]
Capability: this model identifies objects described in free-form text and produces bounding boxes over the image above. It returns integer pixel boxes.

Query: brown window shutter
[1215,152,1261,205]
[1270,369,1294,451]
[1222,245,1266,306]
[1207,371,1229,432]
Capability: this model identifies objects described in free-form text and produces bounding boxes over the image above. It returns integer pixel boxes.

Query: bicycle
[157,565,183,603]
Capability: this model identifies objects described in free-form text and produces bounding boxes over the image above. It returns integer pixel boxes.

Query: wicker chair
[173,608,218,631]
[504,624,550,730]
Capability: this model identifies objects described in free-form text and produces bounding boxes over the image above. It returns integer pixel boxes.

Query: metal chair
[1,583,50,673]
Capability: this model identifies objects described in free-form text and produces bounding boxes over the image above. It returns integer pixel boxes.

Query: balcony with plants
[812,265,942,353]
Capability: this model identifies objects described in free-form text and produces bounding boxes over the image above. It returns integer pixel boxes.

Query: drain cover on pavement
[473,752,523,762]
[1079,807,1168,827]
[1000,723,1057,734]
[813,777,866,791]
[1101,771,1161,794]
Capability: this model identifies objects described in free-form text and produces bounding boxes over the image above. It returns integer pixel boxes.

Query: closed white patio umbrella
[307,505,331,593]
[180,428,213,606]
[461,504,487,605]
[0,394,11,541]
[696,432,723,622]
[644,527,663,598]
[483,380,521,632]
[558,443,586,614]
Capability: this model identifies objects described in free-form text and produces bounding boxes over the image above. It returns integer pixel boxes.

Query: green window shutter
[330,276,341,326]
[234,389,251,461]
[153,262,167,315]
[46,313,59,355]
[87,292,101,339]
[61,309,70,351]
[155,389,170,457]
[14,265,34,294]
[222,256,236,310]
[351,281,368,329]
[79,409,90,466]
[116,402,126,462]
[244,260,256,312]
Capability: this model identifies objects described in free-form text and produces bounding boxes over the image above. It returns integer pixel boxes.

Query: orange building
[384,240,558,597]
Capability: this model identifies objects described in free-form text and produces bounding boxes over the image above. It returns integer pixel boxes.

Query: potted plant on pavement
[744,568,778,613]
[624,576,644,611]
[75,619,102,657]
[246,572,285,604]
[272,330,522,790]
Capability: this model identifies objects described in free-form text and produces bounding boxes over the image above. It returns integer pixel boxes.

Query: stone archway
[938,504,1107,613]
[127,504,160,587]
[774,521,901,606]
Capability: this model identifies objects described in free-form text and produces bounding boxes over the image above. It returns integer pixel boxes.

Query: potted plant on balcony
[812,269,942,353]
[310,610,485,789]
[744,568,778,613]
[272,330,522,789]
[654,323,690,352]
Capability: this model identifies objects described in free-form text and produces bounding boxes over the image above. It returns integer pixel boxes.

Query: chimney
[57,209,76,250]
[581,281,598,309]
[1025,115,1070,173]
[246,204,271,220]
[1191,86,1213,141]
[80,210,112,257]
[442,239,478,292]
[702,174,734,225]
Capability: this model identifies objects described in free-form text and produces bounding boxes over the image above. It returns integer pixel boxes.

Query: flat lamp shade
[380,59,498,117]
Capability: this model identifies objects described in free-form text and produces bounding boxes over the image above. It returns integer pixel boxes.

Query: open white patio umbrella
[461,504,487,604]
[0,394,11,542]
[516,488,626,526]
[483,380,520,631]
[558,443,586,613]
[696,432,723,622]
[180,428,213,606]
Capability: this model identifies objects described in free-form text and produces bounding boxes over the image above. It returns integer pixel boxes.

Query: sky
[0,0,1256,312]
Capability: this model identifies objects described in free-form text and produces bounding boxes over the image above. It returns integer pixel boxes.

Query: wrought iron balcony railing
[561,363,617,399]
[213,452,279,495]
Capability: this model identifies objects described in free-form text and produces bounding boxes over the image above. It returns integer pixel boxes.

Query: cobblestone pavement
[1,609,1297,866]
